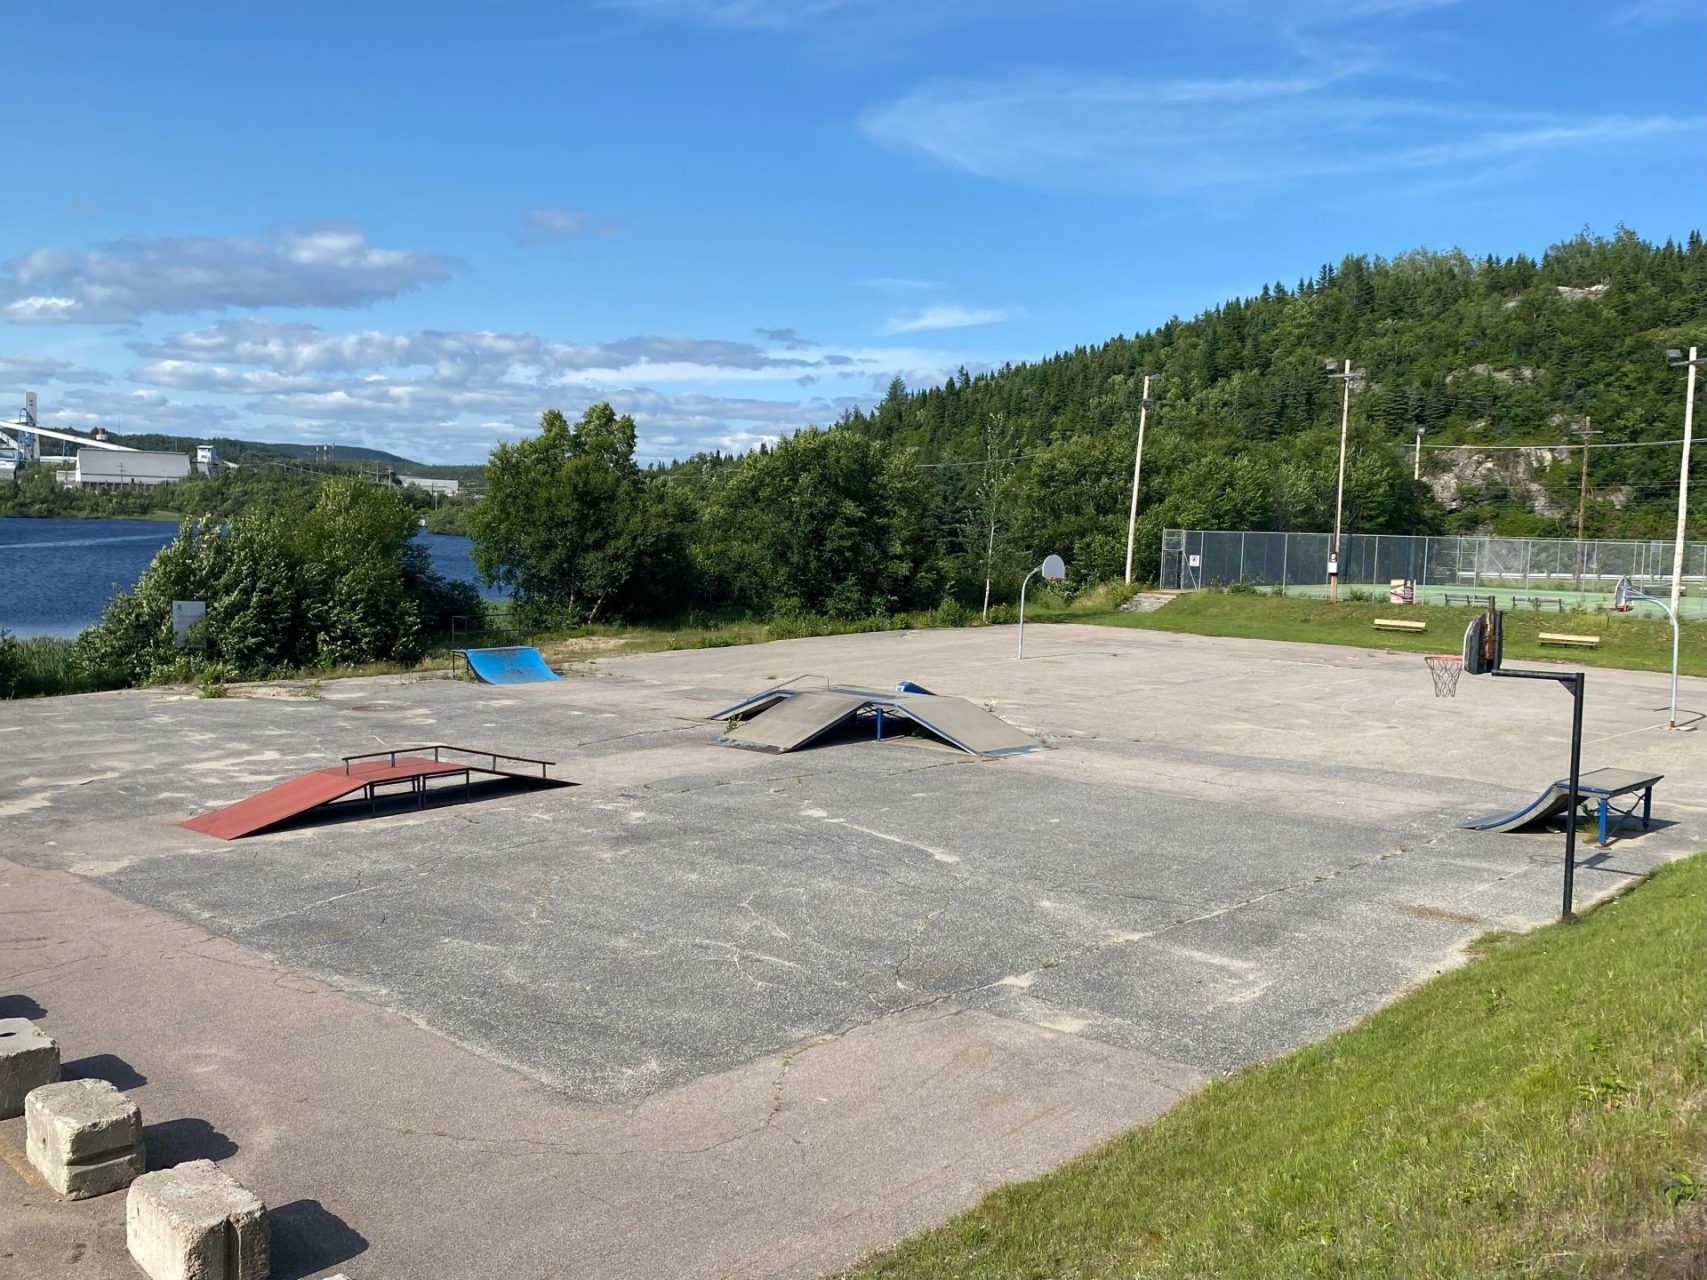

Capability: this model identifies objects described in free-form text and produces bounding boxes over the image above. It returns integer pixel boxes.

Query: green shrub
[0,633,105,698]
[0,630,17,698]
[76,476,470,688]
[933,599,974,628]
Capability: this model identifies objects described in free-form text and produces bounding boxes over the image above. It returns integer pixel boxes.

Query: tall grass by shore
[0,633,104,698]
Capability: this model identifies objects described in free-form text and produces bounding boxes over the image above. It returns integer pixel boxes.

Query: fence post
[1239,532,1247,584]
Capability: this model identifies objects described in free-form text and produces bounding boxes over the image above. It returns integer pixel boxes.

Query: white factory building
[60,444,218,490]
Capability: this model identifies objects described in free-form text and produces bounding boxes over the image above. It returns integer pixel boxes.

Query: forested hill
[831,228,1706,562]
[96,432,482,483]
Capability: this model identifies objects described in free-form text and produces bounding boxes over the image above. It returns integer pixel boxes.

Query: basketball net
[1425,653,1463,698]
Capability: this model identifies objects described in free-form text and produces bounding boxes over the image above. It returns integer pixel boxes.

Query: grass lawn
[1035,591,1707,681]
[846,854,1707,1280]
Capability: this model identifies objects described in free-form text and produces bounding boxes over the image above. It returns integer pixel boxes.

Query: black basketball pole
[1492,663,1588,921]
[1483,602,1589,921]
[1562,672,1585,920]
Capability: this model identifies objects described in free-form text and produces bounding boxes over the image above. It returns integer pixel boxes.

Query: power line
[915,449,1053,469]
[1423,438,1699,452]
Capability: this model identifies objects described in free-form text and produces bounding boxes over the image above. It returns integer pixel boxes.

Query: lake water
[0,516,500,639]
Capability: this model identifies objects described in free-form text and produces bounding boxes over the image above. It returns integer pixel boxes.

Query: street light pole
[1325,359,1353,603]
[1666,347,1700,620]
[1573,419,1601,592]
[1123,374,1155,585]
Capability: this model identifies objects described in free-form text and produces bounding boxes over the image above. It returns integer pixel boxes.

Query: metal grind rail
[182,745,565,840]
[341,745,556,780]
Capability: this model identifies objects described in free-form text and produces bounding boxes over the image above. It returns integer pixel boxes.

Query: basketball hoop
[1425,653,1464,698]
[1613,575,1635,613]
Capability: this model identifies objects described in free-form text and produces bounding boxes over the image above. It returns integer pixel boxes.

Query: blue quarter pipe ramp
[458,646,560,684]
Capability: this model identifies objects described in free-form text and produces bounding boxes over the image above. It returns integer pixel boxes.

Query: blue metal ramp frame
[455,646,561,684]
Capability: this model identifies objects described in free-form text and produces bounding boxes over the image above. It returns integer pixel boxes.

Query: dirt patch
[1396,902,1484,925]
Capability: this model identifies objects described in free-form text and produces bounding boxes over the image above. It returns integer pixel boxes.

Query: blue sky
[3,0,1702,464]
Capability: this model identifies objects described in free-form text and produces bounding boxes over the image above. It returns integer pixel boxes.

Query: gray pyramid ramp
[717,691,869,752]
[893,694,1038,757]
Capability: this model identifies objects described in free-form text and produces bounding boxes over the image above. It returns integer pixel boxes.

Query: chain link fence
[1160,529,1707,617]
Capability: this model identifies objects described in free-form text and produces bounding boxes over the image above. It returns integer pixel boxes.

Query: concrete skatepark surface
[3,623,1704,1279]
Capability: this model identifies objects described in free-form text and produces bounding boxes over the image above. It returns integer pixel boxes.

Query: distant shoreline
[0,509,185,523]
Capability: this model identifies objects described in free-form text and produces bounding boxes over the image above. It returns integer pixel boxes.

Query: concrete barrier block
[25,1077,146,1198]
[126,1159,269,1280]
[0,1017,59,1119]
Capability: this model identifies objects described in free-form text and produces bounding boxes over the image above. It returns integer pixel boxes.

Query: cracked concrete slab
[1,623,1702,1278]
[0,858,1200,1280]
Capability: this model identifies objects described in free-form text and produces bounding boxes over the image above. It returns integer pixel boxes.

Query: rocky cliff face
[1426,445,1572,520]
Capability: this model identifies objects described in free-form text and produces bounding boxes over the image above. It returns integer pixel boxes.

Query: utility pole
[1123,374,1156,585]
[1573,419,1601,592]
[1324,359,1354,603]
[1666,347,1700,620]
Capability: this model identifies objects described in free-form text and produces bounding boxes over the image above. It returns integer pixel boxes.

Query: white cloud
[603,0,887,30]
[859,70,1701,194]
[111,317,975,462]
[521,207,623,243]
[1611,0,1702,24]
[129,320,889,385]
[0,222,452,324]
[43,388,239,436]
[861,276,944,292]
[883,304,1011,334]
[0,352,109,385]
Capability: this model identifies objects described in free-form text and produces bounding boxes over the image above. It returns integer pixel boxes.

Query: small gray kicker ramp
[718,691,871,753]
[1463,782,1575,834]
[1465,767,1664,835]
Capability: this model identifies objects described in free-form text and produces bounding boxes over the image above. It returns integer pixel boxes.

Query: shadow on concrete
[144,1117,239,1167]
[63,1053,148,1091]
[270,1199,368,1278]
[0,994,47,1020]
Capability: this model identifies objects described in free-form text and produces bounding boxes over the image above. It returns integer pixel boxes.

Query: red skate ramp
[181,746,566,840]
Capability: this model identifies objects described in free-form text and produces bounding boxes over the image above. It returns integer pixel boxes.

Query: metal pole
[1562,673,1585,921]
[1631,585,1681,729]
[1413,426,1423,480]
[1123,373,1152,585]
[1573,421,1601,592]
[1668,603,1679,729]
[1672,347,1697,621]
[1017,566,1040,659]
[1330,361,1350,603]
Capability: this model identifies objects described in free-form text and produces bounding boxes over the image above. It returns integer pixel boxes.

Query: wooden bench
[1539,632,1600,647]
[1526,596,1566,612]
[1373,618,1427,633]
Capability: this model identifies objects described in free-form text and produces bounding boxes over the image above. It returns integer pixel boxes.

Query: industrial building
[63,448,192,489]
[401,475,459,497]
